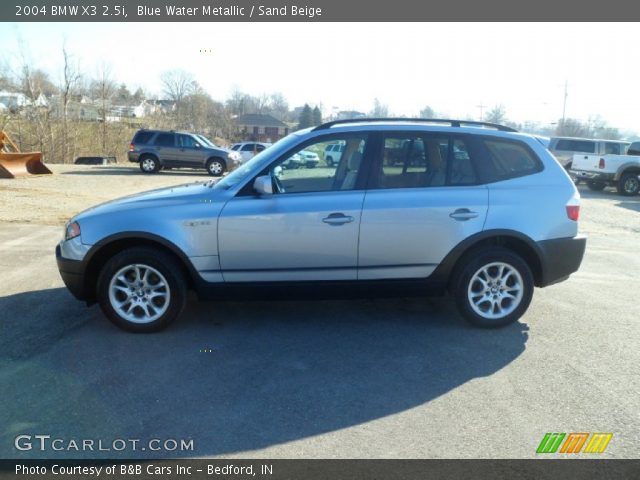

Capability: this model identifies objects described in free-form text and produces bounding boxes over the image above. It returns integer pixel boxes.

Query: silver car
[57,119,586,332]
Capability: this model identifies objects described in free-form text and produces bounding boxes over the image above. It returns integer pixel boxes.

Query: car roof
[550,136,629,143]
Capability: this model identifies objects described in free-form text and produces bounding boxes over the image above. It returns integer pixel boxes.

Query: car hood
[73,182,220,221]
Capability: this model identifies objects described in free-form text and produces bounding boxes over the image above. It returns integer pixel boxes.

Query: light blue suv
[57,119,586,332]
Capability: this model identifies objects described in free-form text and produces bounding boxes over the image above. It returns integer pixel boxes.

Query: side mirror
[253,175,273,196]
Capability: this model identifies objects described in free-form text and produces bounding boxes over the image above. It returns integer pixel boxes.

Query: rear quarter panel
[484,143,579,241]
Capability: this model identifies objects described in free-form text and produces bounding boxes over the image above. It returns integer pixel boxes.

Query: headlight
[64,221,81,241]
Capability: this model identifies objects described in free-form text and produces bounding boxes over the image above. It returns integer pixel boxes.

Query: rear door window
[154,133,175,147]
[377,135,447,189]
[554,139,595,153]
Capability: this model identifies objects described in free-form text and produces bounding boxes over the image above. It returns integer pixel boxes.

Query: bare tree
[370,98,389,117]
[555,118,587,137]
[485,105,507,124]
[419,106,435,118]
[91,63,117,152]
[160,69,195,123]
[59,43,81,162]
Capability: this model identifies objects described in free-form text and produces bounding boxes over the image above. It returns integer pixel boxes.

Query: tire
[586,180,606,191]
[306,161,316,169]
[452,247,534,328]
[139,155,160,174]
[326,156,334,167]
[206,158,225,176]
[96,247,187,333]
[617,172,640,196]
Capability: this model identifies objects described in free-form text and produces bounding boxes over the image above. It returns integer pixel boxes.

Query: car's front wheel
[452,247,534,328]
[617,172,640,196]
[206,158,225,176]
[96,247,187,332]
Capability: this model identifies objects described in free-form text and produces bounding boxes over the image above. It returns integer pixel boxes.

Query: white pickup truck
[570,141,640,196]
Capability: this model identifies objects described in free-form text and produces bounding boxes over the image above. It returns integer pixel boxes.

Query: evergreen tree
[312,106,322,125]
[298,104,313,129]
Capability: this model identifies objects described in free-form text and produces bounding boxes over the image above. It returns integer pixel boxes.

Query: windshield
[196,134,217,148]
[212,133,302,190]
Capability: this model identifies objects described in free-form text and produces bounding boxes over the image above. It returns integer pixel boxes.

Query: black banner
[2,460,640,480]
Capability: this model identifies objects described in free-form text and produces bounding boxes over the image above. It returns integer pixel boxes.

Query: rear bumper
[570,169,614,183]
[127,152,139,163]
[56,244,89,300]
[537,235,587,287]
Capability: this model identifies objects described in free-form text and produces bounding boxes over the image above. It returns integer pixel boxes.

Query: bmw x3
[57,119,586,332]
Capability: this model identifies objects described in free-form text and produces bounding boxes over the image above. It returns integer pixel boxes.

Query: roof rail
[312,118,517,133]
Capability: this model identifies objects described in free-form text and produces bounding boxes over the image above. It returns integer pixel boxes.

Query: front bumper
[570,169,614,183]
[56,244,89,300]
[537,235,587,287]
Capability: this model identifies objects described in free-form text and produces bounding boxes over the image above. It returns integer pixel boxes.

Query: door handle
[322,213,354,225]
[449,208,479,221]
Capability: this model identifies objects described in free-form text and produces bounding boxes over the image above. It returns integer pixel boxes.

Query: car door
[218,134,371,282]
[239,143,257,162]
[152,132,180,166]
[358,132,488,280]
[176,134,204,166]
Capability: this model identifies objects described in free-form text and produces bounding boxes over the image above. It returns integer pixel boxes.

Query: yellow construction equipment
[0,131,52,179]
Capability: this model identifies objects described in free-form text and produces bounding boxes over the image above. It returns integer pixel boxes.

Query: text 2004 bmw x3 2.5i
[56,119,586,332]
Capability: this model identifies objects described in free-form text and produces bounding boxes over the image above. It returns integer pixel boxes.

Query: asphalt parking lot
[0,168,639,459]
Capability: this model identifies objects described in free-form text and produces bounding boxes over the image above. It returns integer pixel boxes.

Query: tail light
[598,158,605,169]
[129,143,135,151]
[566,205,580,221]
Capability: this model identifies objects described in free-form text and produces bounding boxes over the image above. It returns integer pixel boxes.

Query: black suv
[128,130,242,176]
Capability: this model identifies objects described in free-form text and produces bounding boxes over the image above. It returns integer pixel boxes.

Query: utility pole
[561,80,568,126]
[476,102,486,121]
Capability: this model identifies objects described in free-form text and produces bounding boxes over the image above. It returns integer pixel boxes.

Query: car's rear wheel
[586,180,606,191]
[452,247,534,328]
[617,172,640,196]
[306,161,316,168]
[97,247,187,332]
[139,155,160,174]
[206,158,225,176]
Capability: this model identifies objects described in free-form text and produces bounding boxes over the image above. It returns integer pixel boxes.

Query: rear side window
[604,142,623,155]
[154,133,174,147]
[554,139,595,153]
[133,131,154,145]
[231,144,241,151]
[482,139,542,180]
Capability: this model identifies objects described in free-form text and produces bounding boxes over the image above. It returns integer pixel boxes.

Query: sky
[0,22,637,132]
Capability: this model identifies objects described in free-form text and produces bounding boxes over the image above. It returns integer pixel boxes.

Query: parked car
[57,118,586,332]
[324,143,345,167]
[128,130,241,176]
[548,136,629,169]
[281,152,303,169]
[230,142,272,162]
[570,140,640,195]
